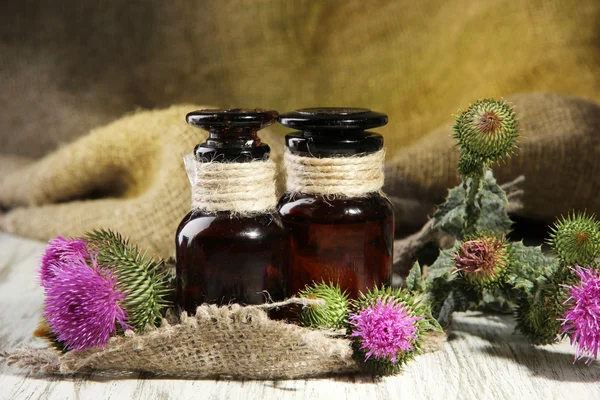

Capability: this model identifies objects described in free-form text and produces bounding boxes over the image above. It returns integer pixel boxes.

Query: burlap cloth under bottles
[7,304,445,379]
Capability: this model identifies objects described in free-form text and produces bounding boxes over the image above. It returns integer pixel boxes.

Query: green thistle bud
[457,152,486,179]
[515,284,567,345]
[85,229,172,332]
[298,281,349,329]
[453,99,518,162]
[548,212,600,267]
[350,286,438,375]
[454,234,510,289]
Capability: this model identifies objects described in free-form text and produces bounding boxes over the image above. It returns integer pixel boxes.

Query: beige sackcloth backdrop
[1,0,600,260]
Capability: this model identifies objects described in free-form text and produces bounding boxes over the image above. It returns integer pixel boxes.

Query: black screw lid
[279,108,387,131]
[279,108,387,156]
[186,108,278,162]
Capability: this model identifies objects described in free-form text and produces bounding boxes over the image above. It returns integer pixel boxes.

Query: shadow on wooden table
[449,312,600,383]
[479,345,600,383]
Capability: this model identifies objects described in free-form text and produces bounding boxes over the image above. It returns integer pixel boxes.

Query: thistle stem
[464,173,482,236]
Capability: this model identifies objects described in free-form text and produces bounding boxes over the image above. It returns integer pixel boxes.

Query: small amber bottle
[175,109,286,314]
[278,108,394,299]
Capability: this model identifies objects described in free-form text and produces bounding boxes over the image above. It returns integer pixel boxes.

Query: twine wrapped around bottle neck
[283,149,385,198]
[184,153,277,214]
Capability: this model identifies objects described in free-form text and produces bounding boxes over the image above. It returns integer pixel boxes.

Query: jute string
[283,149,386,197]
[184,153,278,213]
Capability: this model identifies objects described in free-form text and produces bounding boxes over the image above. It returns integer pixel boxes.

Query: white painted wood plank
[1,233,600,400]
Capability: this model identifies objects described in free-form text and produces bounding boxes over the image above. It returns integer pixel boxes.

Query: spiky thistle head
[454,233,510,289]
[349,286,437,375]
[43,253,131,351]
[515,285,565,345]
[561,267,600,363]
[548,212,600,267]
[457,152,486,179]
[84,229,172,332]
[40,236,90,287]
[298,281,349,329]
[453,99,518,163]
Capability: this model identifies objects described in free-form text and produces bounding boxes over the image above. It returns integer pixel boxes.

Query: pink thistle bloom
[561,266,600,363]
[454,235,509,286]
[40,236,90,288]
[43,253,131,351]
[349,300,421,363]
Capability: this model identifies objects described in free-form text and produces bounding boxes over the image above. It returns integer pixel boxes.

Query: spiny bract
[548,212,600,267]
[298,281,349,329]
[85,229,172,332]
[453,99,518,162]
[457,152,486,179]
[515,282,567,345]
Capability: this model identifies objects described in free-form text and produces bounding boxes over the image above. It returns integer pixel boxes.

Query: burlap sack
[2,1,599,160]
[1,93,599,260]
[0,105,285,259]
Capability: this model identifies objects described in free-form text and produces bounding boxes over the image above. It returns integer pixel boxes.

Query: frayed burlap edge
[3,304,446,380]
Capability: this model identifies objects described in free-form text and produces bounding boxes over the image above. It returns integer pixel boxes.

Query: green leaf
[423,245,458,323]
[432,171,512,239]
[507,242,559,295]
[427,246,458,280]
[432,185,467,237]
[475,172,512,235]
[406,261,424,292]
[436,291,456,327]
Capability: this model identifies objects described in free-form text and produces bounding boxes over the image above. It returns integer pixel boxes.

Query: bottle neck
[285,130,384,157]
[196,128,270,162]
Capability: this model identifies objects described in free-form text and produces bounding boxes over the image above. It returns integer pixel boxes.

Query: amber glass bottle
[175,109,286,314]
[278,108,394,300]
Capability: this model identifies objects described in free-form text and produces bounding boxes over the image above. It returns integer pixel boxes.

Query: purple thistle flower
[40,236,90,288]
[561,266,600,363]
[349,300,421,363]
[43,253,131,351]
[454,235,509,287]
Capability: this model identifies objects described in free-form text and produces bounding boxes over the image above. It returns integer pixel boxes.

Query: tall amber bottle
[176,109,286,314]
[278,108,394,299]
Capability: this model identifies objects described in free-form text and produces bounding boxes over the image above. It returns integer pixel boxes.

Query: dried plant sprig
[85,229,172,332]
[298,281,349,329]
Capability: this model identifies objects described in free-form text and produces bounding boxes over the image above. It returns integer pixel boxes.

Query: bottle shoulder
[176,210,285,241]
[277,192,394,223]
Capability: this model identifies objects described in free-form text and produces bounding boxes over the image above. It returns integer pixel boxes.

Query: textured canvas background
[1,0,599,258]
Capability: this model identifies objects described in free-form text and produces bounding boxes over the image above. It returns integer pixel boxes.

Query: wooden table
[1,232,599,399]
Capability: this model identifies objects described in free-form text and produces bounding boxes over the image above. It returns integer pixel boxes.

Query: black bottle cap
[186,108,278,162]
[279,108,387,156]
